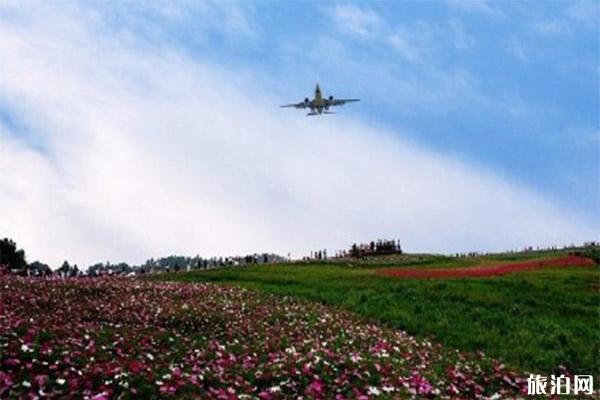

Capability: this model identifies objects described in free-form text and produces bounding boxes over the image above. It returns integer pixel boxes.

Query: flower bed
[378,255,596,280]
[0,276,527,399]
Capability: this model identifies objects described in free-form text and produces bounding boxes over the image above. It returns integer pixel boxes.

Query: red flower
[128,360,146,375]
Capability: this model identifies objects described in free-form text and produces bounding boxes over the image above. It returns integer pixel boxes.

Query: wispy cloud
[0,3,595,266]
[448,18,475,50]
[446,0,505,18]
[566,0,599,28]
[506,36,529,63]
[533,19,570,36]
[329,4,383,38]
[525,1,597,39]
[386,21,441,64]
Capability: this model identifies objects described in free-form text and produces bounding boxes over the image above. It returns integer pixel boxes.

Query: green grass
[158,255,600,376]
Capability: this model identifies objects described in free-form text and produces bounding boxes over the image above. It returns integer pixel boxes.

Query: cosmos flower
[0,274,531,398]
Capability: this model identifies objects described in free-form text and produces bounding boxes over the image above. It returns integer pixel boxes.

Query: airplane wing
[330,99,360,106]
[280,102,308,109]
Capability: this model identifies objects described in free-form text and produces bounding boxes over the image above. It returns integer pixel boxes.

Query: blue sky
[181,1,600,215]
[0,1,598,265]
[80,0,599,215]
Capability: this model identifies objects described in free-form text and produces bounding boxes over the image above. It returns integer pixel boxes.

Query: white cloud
[566,1,599,28]
[565,126,600,148]
[387,31,422,62]
[449,18,475,50]
[446,0,505,18]
[330,4,383,38]
[387,22,437,63]
[530,2,596,38]
[0,4,596,267]
[533,19,570,36]
[506,36,529,63]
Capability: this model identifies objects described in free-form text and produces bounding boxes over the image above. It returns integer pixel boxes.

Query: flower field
[0,275,528,399]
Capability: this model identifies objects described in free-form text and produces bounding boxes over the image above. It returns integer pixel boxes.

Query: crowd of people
[343,239,403,258]
[302,240,403,261]
[138,253,289,274]
[452,243,594,258]
[301,249,328,262]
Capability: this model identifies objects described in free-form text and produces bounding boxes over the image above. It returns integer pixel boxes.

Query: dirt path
[378,255,596,279]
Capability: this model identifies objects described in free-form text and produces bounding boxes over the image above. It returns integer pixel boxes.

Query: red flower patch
[378,255,595,279]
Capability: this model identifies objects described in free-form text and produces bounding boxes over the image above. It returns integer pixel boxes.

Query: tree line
[0,238,288,277]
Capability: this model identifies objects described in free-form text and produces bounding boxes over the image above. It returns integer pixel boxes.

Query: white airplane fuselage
[308,84,330,115]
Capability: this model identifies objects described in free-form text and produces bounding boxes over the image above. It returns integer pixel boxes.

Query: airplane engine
[304,97,310,105]
[325,96,333,110]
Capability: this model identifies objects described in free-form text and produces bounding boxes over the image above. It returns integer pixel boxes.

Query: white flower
[20,344,30,352]
[382,385,395,392]
[22,380,31,388]
[378,350,390,358]
[155,380,164,386]
[146,353,154,361]
[268,385,281,393]
[56,378,66,385]
[368,386,381,396]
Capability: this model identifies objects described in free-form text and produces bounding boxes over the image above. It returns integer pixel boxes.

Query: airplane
[280,84,360,116]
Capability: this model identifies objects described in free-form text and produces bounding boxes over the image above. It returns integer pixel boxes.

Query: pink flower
[128,360,145,375]
[302,362,312,375]
[34,374,48,387]
[159,385,177,394]
[0,371,14,392]
[3,358,20,367]
[409,372,434,396]
[306,379,325,397]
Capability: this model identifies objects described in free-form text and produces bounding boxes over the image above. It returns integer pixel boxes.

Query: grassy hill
[158,248,600,376]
